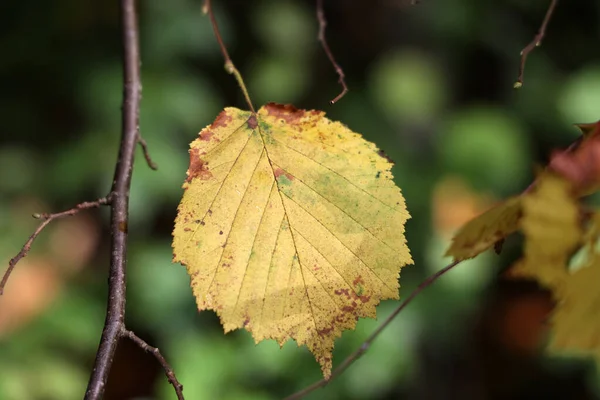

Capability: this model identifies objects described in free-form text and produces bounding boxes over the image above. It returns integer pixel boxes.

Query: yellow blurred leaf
[550,259,600,368]
[445,197,522,261]
[510,173,582,289]
[550,260,600,359]
[172,103,412,377]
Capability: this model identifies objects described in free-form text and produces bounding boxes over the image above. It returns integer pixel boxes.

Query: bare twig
[138,135,158,170]
[514,0,558,88]
[203,0,255,113]
[316,0,348,104]
[83,0,178,398]
[284,260,463,400]
[122,329,184,400]
[1,197,110,295]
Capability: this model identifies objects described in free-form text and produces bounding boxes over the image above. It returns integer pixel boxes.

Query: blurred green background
[1,0,600,399]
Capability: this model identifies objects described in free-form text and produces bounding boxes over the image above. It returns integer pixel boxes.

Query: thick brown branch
[122,329,185,399]
[84,0,142,398]
[515,0,558,88]
[316,0,348,104]
[284,260,463,400]
[1,197,110,295]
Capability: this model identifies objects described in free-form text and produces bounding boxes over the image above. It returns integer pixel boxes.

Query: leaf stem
[204,0,255,113]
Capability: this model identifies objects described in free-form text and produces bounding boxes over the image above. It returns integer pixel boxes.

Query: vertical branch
[316,0,348,104]
[84,0,141,397]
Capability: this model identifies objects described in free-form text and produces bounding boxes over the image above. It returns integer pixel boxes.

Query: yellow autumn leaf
[172,103,412,377]
[510,173,582,288]
[445,197,522,261]
[517,202,600,363]
[550,260,600,360]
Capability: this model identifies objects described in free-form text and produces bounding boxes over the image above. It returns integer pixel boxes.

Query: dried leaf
[172,103,412,377]
[445,197,522,261]
[549,120,600,195]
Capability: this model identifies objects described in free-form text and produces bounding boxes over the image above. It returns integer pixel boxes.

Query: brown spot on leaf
[377,149,394,165]
[317,326,334,336]
[494,239,504,255]
[334,288,351,299]
[211,110,233,129]
[187,148,213,182]
[352,276,365,286]
[358,295,371,303]
[200,130,215,141]
[274,167,294,181]
[247,114,258,129]
[264,103,306,124]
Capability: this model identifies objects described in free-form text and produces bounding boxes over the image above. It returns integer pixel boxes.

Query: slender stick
[204,0,255,113]
[122,329,185,400]
[84,0,142,397]
[316,0,348,104]
[1,197,111,295]
[514,0,558,88]
[138,135,158,170]
[284,260,463,400]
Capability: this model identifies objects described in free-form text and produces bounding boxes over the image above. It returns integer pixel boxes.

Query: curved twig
[515,0,558,88]
[122,329,184,399]
[138,134,158,170]
[284,260,463,400]
[316,0,348,104]
[1,197,111,295]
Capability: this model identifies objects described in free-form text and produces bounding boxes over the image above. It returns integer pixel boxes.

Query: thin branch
[203,0,255,113]
[514,0,558,88]
[284,260,463,400]
[1,197,110,295]
[84,0,142,397]
[138,134,158,170]
[316,0,348,104]
[122,329,184,400]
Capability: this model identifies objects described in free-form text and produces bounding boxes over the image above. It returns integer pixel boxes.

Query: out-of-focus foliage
[1,0,600,399]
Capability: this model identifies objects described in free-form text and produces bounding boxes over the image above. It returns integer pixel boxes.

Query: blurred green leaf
[438,107,530,193]
[253,0,315,59]
[558,65,600,123]
[247,55,310,104]
[158,332,236,399]
[128,241,193,333]
[370,49,447,123]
